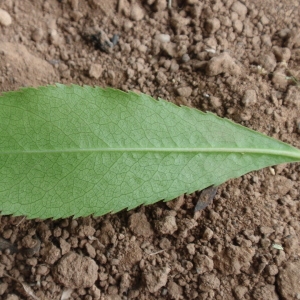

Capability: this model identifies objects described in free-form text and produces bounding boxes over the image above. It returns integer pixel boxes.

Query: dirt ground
[0,0,300,299]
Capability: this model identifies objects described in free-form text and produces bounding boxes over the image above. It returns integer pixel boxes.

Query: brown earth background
[0,0,300,299]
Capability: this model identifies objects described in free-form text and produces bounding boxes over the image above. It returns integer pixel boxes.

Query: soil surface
[0,0,300,299]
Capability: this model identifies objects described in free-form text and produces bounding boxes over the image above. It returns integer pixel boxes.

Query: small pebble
[155,215,178,235]
[182,53,190,62]
[89,64,103,79]
[169,60,179,72]
[205,18,221,35]
[210,96,222,108]
[130,3,145,21]
[155,33,171,43]
[202,227,214,241]
[156,71,168,85]
[31,28,44,42]
[0,8,12,26]
[177,86,193,97]
[260,15,269,25]
[206,52,241,76]
[260,54,276,72]
[261,34,272,47]
[231,1,247,20]
[154,0,167,11]
[242,90,257,106]
[0,282,8,295]
[144,266,170,293]
[272,46,291,62]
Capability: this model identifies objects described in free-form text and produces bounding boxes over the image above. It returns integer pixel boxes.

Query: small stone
[284,86,300,109]
[252,285,279,300]
[214,245,255,275]
[130,3,145,21]
[120,273,131,294]
[70,0,79,10]
[0,282,8,295]
[233,20,243,33]
[161,42,177,57]
[231,1,247,20]
[89,64,103,79]
[268,175,294,198]
[284,235,299,256]
[210,96,222,108]
[6,295,19,300]
[199,273,220,292]
[167,281,183,300]
[156,71,168,85]
[182,53,190,62]
[206,52,241,76]
[123,20,133,31]
[78,225,96,237]
[272,71,289,90]
[107,70,116,80]
[219,16,232,27]
[31,28,44,42]
[177,86,193,97]
[36,265,49,276]
[204,37,218,49]
[170,13,190,34]
[144,266,171,293]
[205,18,221,35]
[154,0,167,11]
[159,237,171,249]
[260,15,269,25]
[240,110,252,121]
[119,241,143,272]
[59,238,71,255]
[265,264,278,276]
[187,243,196,255]
[40,242,61,264]
[155,215,178,235]
[260,226,274,236]
[26,257,38,266]
[243,21,253,37]
[0,9,12,26]
[260,238,271,249]
[261,35,272,47]
[260,54,276,72]
[53,252,98,288]
[166,195,185,210]
[98,221,115,246]
[209,210,220,222]
[155,33,171,43]
[272,46,291,62]
[70,11,84,21]
[252,36,261,48]
[129,212,154,237]
[50,29,64,46]
[85,243,96,258]
[138,44,147,53]
[170,60,179,72]
[242,90,257,106]
[202,227,214,241]
[90,285,101,299]
[194,254,214,274]
[233,285,248,300]
[277,260,300,299]
[127,68,135,79]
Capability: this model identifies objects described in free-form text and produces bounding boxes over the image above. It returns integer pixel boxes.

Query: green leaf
[0,85,299,219]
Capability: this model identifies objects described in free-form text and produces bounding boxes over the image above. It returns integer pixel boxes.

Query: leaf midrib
[2,148,300,159]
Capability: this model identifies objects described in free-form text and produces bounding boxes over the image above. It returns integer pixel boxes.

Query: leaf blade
[1,85,299,219]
